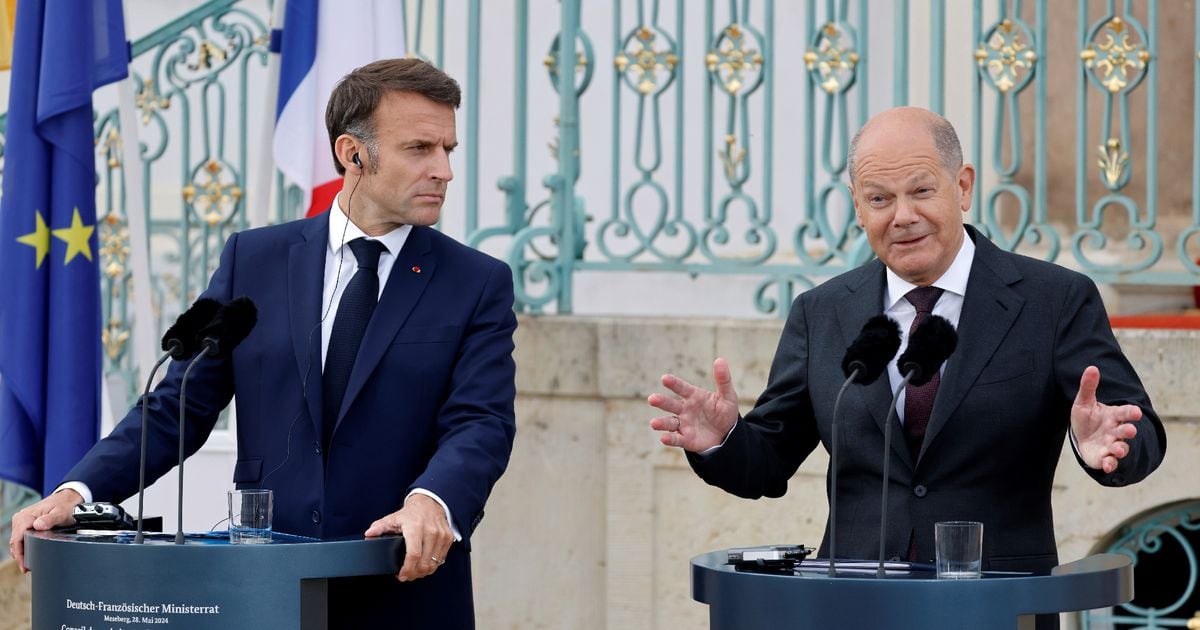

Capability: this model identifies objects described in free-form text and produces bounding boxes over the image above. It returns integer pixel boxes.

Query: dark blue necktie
[323,238,387,452]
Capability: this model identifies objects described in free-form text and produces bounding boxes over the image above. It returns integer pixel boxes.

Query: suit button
[311,510,321,523]
[314,442,321,454]
[1111,474,1125,485]
[913,485,928,498]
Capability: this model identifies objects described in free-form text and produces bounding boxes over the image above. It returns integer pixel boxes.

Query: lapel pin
[411,265,422,274]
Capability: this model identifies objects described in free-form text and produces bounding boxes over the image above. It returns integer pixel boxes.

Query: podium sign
[26,531,403,630]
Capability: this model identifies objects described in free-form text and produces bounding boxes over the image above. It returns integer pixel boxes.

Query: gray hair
[343,118,380,174]
[847,111,963,183]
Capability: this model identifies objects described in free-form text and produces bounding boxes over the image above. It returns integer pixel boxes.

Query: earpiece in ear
[352,152,363,168]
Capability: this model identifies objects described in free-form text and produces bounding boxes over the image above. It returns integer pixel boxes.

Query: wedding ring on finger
[672,416,681,432]
[430,555,444,565]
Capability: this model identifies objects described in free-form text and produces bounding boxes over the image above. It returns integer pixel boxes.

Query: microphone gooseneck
[829,315,901,576]
[134,352,172,545]
[175,350,208,544]
[134,298,222,544]
[175,298,259,544]
[877,315,957,576]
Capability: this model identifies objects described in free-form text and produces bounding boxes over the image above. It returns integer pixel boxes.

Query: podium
[25,530,403,629]
[692,550,1133,629]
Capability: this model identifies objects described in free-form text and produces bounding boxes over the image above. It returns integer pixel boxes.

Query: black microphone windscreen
[161,298,222,359]
[841,315,902,384]
[897,315,958,387]
[199,297,259,359]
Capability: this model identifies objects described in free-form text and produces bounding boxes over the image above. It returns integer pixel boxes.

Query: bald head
[847,107,963,184]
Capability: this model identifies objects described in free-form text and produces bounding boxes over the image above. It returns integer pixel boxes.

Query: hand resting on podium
[7,487,83,573]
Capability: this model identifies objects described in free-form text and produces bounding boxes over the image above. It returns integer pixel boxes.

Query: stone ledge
[517,315,1200,420]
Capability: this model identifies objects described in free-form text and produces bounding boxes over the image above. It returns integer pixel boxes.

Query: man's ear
[957,164,976,213]
[334,134,362,173]
[849,186,864,227]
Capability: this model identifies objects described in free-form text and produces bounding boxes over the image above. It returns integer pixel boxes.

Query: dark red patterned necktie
[902,286,945,461]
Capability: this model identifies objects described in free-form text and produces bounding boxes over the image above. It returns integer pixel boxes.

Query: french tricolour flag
[273,0,406,217]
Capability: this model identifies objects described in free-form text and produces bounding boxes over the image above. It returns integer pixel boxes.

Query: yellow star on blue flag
[51,207,94,264]
[15,209,50,268]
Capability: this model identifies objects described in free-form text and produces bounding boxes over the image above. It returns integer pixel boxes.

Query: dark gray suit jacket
[689,225,1166,572]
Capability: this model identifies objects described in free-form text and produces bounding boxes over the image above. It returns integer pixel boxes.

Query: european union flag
[0,0,127,496]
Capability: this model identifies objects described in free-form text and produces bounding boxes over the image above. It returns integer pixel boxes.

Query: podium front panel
[26,531,402,630]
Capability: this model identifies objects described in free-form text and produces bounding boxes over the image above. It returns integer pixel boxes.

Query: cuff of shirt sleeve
[406,488,462,542]
[698,420,739,456]
[55,481,93,504]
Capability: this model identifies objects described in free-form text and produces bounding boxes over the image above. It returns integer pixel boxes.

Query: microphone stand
[878,369,916,577]
[175,346,213,544]
[827,366,862,577]
[134,348,178,544]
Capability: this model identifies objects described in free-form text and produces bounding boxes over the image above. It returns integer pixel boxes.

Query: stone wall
[471,315,1200,630]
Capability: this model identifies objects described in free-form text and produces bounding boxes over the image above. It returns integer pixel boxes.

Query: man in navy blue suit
[10,58,516,628]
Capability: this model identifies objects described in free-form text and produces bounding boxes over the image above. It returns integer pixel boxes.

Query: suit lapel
[834,261,915,470]
[920,227,1024,460]
[289,215,328,437]
[335,226,436,428]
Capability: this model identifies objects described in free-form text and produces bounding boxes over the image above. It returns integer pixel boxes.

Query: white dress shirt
[321,195,410,365]
[883,227,974,424]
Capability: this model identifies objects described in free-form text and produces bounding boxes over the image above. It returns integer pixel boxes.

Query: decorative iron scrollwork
[134,77,170,125]
[706,23,765,96]
[975,18,1037,94]
[1097,137,1130,191]
[804,22,859,94]
[98,213,131,284]
[545,32,595,95]
[615,25,678,96]
[183,159,243,227]
[1081,15,1151,94]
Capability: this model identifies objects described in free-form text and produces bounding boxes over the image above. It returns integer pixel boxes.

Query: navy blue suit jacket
[67,214,517,626]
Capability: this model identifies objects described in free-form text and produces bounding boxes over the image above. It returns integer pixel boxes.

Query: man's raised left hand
[1071,365,1143,474]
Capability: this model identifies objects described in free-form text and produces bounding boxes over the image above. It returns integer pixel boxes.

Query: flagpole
[252,0,287,229]
[117,3,158,391]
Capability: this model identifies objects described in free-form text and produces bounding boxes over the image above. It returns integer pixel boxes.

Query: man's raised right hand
[647,357,740,453]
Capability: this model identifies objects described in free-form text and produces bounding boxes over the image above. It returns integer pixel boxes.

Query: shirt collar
[326,193,412,257]
[884,226,976,310]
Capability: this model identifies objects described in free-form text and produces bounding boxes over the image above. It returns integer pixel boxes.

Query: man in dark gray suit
[647,107,1165,577]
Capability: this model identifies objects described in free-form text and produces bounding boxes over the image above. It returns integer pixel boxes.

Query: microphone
[896,315,958,387]
[196,297,259,359]
[828,315,901,576]
[175,298,258,544]
[134,298,221,544]
[877,314,957,576]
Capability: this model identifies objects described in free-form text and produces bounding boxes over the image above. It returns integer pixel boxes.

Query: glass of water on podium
[228,489,273,544]
[935,521,982,578]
